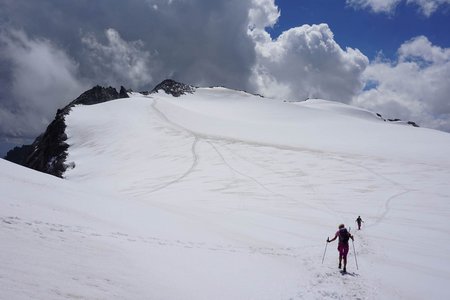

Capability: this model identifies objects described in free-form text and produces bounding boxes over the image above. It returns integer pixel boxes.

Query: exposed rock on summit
[69,85,129,106]
[151,79,196,97]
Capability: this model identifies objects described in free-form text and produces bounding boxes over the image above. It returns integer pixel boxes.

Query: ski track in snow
[128,98,201,194]
[216,141,347,220]
[137,136,199,195]
[324,156,411,228]
[124,101,200,196]
[206,140,327,213]
[368,190,411,228]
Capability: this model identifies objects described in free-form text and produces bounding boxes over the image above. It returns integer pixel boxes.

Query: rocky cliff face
[3,145,34,166]
[4,85,129,177]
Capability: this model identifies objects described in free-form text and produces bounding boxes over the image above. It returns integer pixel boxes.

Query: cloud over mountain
[249,23,369,102]
[0,29,87,139]
[353,36,450,131]
[0,0,449,151]
[0,0,256,143]
[81,28,154,89]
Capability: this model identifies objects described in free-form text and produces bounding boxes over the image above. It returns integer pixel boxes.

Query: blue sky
[268,0,450,59]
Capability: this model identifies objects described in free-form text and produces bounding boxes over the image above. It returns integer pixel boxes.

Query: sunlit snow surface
[2,88,450,299]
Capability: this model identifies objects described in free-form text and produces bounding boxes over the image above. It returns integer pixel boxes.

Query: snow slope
[2,87,450,299]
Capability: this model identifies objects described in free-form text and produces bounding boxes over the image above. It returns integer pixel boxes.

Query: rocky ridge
[5,85,129,177]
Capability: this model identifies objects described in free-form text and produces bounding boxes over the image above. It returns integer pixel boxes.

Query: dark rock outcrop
[4,145,34,165]
[69,85,124,106]
[407,121,419,127]
[4,85,126,177]
[377,113,420,128]
[151,79,195,97]
[119,86,129,98]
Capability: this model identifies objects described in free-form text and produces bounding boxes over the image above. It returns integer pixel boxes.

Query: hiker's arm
[328,233,338,242]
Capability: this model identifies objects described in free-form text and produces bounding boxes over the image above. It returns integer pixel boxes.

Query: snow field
[2,87,450,299]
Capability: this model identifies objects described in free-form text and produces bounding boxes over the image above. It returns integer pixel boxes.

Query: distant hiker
[356,216,364,230]
[327,224,354,273]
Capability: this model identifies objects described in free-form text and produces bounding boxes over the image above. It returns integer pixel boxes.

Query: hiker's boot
[338,262,341,269]
[343,267,347,273]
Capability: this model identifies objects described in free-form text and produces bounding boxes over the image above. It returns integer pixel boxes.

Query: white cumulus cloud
[347,0,450,16]
[249,23,369,102]
[347,0,402,14]
[248,0,280,29]
[353,36,450,131]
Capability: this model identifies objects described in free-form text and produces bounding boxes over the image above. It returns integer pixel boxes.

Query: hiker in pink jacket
[327,224,354,273]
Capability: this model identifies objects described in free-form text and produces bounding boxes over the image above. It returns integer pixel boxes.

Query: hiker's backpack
[338,228,350,244]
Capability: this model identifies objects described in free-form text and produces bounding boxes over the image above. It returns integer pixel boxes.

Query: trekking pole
[352,239,359,270]
[322,239,328,264]
[348,227,359,270]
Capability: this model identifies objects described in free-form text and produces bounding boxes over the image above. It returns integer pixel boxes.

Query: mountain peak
[71,85,128,106]
[151,79,195,97]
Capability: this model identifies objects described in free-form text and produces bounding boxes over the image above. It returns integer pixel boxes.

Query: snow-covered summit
[5,79,434,178]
